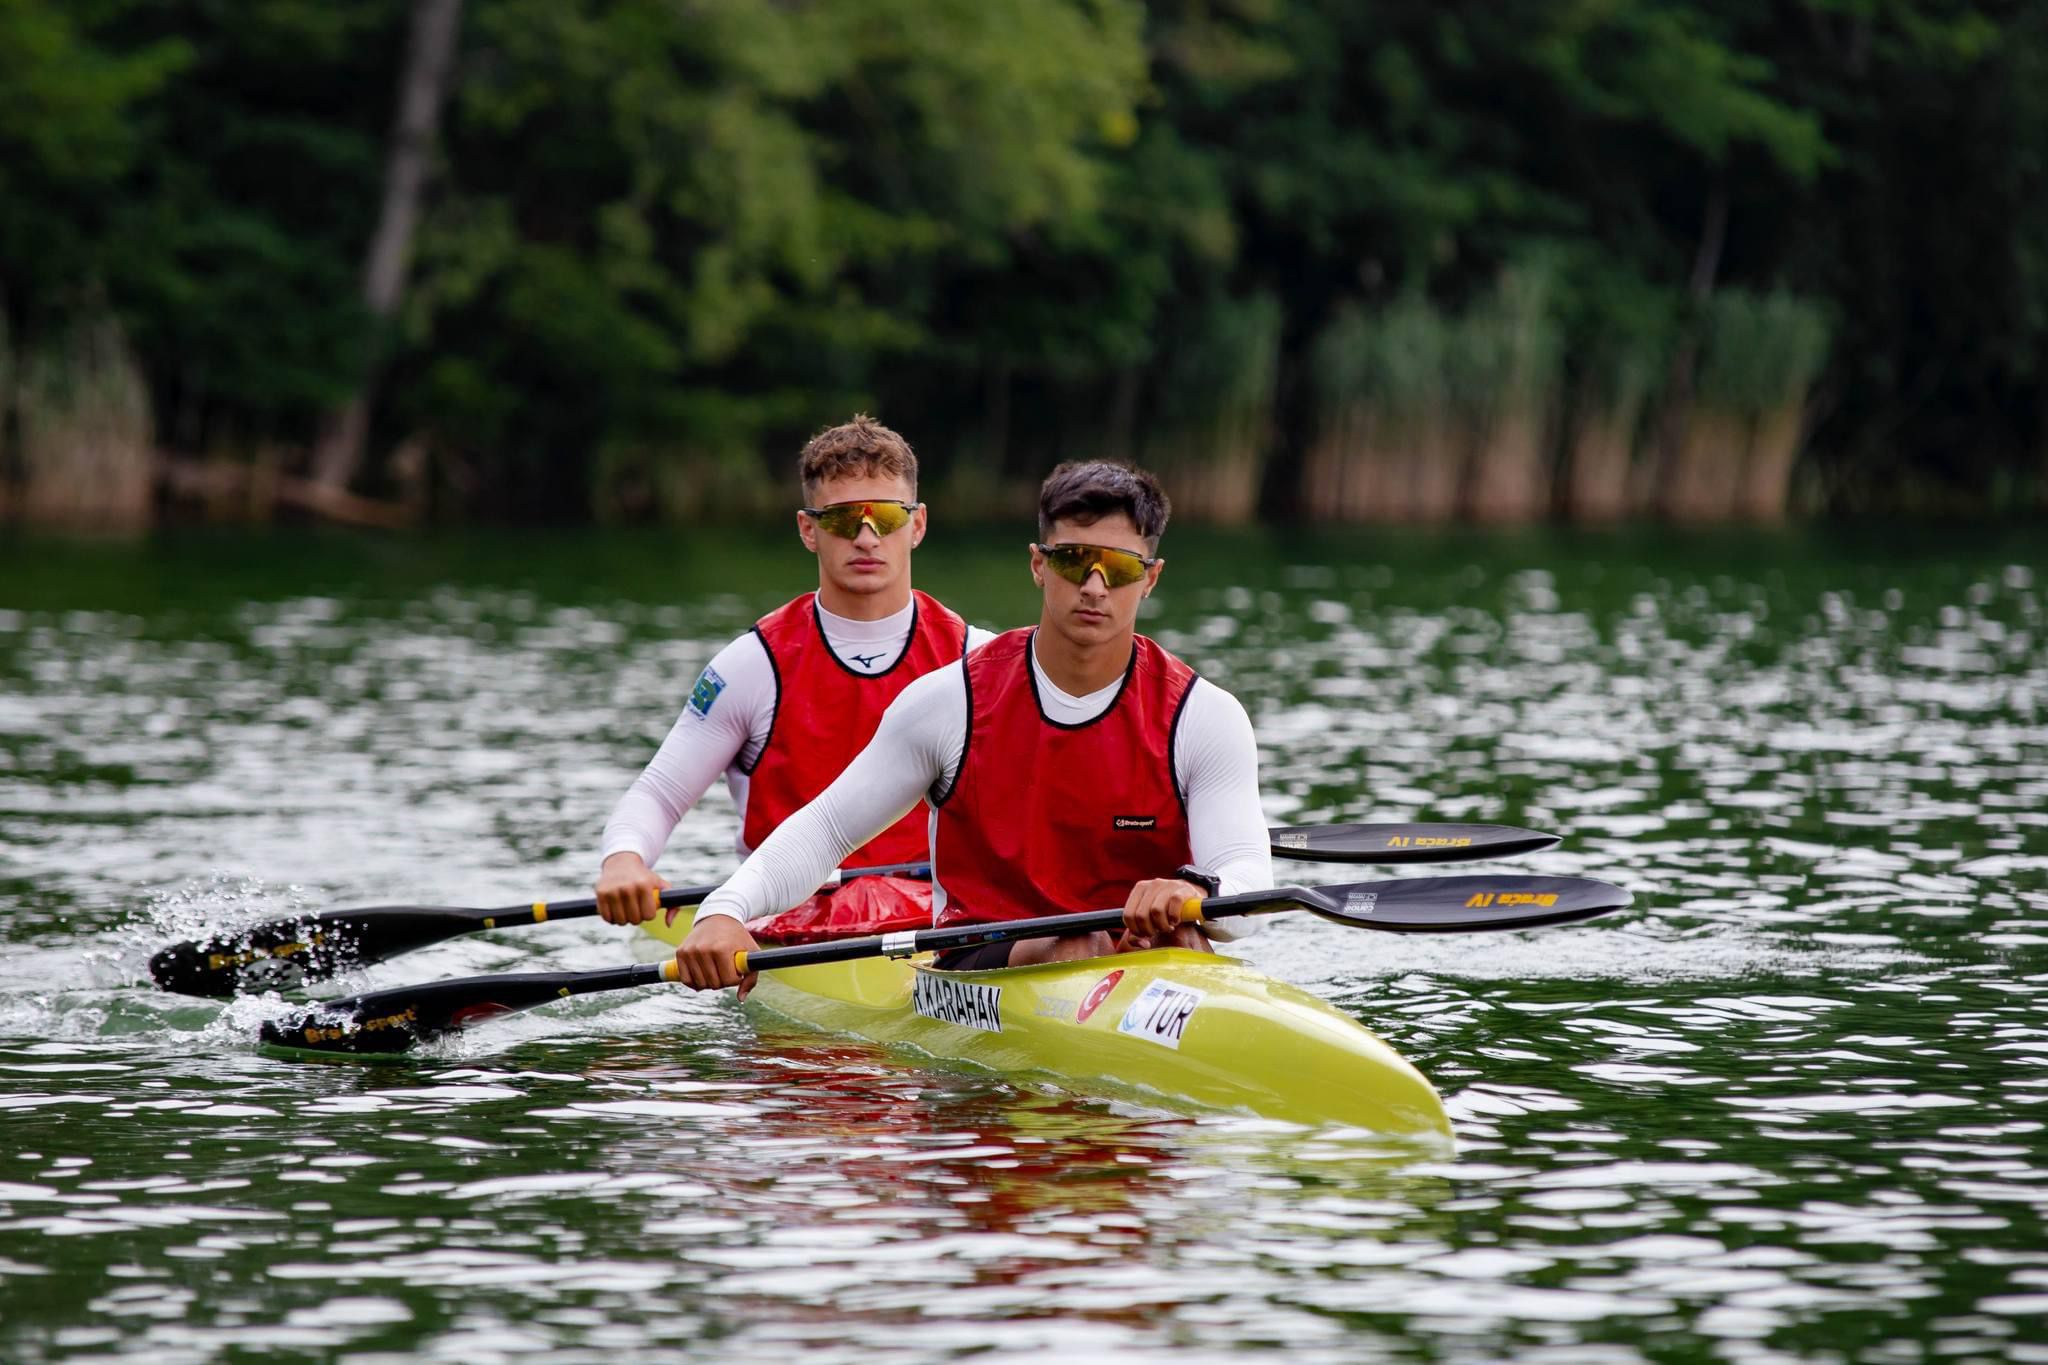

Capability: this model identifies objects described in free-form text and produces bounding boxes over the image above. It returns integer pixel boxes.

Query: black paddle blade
[257,963,666,1056]
[1270,822,1559,864]
[149,907,491,998]
[1299,874,1631,932]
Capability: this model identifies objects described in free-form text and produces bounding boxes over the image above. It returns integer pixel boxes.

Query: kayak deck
[643,912,1450,1137]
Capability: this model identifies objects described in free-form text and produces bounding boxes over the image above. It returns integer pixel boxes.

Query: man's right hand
[675,914,761,998]
[595,852,669,925]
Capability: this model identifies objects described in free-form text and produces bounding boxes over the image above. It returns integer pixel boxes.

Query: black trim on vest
[1164,668,1199,824]
[1022,628,1139,732]
[933,641,974,809]
[738,621,783,777]
[814,594,922,680]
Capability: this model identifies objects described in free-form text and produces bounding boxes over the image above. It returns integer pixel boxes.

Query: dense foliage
[1,0,2041,523]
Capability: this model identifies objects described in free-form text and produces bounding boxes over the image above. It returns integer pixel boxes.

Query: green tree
[399,0,1147,516]
[0,0,186,331]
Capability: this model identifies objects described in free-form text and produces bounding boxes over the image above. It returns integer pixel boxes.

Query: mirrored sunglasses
[802,499,918,539]
[1034,541,1157,588]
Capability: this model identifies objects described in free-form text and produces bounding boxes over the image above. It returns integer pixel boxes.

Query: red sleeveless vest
[742,590,968,866]
[933,628,1196,927]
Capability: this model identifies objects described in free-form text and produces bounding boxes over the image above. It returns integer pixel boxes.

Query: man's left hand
[1120,877,1207,946]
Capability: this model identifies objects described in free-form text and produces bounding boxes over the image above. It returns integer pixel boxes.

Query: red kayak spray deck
[747,875,933,944]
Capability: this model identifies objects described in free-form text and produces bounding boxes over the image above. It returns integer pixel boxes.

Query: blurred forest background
[2,0,2043,531]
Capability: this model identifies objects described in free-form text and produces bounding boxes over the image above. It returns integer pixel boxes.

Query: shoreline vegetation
[3,2,2044,532]
[0,283,1843,531]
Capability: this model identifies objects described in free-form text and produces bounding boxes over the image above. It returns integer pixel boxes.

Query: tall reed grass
[1142,292,1280,524]
[13,319,156,531]
[1657,291,1830,521]
[1456,269,1561,523]
[1304,297,1448,521]
[1565,298,1673,522]
[1304,272,1560,522]
[1306,278,1827,524]
[1735,292,1830,520]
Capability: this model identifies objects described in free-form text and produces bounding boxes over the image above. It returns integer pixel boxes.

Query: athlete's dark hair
[1036,461,1171,550]
[797,414,917,501]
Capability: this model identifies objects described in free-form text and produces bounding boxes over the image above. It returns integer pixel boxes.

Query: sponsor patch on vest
[687,665,727,717]
[1112,815,1157,830]
[1116,979,1206,1050]
[913,973,1004,1033]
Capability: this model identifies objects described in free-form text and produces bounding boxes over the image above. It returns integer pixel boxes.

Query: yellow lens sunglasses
[1034,542,1157,588]
[802,500,918,539]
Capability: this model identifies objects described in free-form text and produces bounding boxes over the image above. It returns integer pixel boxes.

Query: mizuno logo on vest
[1113,815,1157,830]
[849,651,884,669]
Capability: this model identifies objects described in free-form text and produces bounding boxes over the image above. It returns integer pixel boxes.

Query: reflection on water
[1,527,2044,1361]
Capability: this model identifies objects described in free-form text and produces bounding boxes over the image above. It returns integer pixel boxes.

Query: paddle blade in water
[149,907,498,998]
[153,866,927,999]
[1298,874,1631,932]
[1270,822,1560,864]
[257,963,669,1056]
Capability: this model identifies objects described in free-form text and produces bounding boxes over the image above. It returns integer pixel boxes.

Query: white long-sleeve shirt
[601,597,997,864]
[696,635,1272,938]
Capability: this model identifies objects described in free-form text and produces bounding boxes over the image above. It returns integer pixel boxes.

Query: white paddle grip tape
[881,931,919,958]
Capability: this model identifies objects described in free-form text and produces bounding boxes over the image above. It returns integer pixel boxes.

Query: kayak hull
[643,912,1450,1138]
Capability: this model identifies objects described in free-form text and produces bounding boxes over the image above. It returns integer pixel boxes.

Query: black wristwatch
[1174,865,1221,898]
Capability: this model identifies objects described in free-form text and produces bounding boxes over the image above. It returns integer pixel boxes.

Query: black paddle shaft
[257,873,1631,1056]
[151,861,932,997]
[738,873,1632,970]
[154,823,1558,999]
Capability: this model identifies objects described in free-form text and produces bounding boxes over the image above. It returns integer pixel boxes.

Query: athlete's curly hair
[797,415,918,501]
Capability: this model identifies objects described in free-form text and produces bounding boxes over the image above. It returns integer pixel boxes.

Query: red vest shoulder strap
[741,589,966,865]
[909,589,970,661]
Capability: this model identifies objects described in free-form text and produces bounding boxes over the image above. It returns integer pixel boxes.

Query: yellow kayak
[643,911,1451,1139]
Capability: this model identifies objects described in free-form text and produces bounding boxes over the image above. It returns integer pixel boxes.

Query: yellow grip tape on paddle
[1181,896,1205,923]
[733,950,750,975]
[532,901,549,924]
[660,958,681,983]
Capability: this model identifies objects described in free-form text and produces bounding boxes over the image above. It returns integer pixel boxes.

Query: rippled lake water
[2,525,2044,1362]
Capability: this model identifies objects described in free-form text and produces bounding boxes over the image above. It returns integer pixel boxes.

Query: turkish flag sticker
[1076,969,1123,1023]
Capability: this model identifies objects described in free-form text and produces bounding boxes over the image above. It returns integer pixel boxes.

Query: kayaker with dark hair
[673,459,1270,992]
[594,415,994,931]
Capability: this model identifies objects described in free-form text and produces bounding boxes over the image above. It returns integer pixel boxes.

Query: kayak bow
[640,910,1452,1137]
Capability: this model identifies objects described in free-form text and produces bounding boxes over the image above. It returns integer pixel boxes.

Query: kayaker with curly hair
[593,415,994,933]
[673,459,1271,993]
